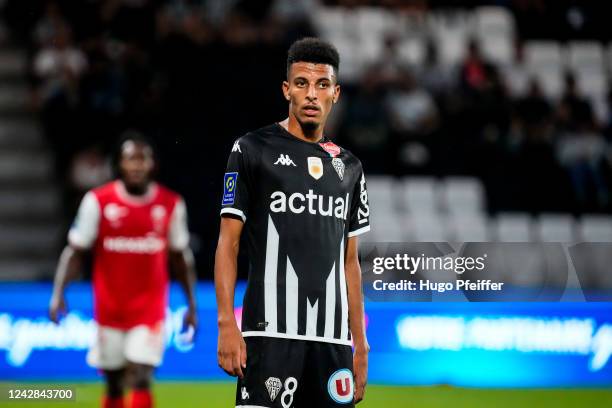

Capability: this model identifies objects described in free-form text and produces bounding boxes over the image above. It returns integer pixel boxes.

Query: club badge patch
[319,141,341,158]
[222,172,238,205]
[265,377,282,402]
[327,369,354,404]
[332,158,345,181]
[307,157,324,180]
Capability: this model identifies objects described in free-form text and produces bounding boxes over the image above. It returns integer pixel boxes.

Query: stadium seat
[398,38,426,66]
[428,11,471,65]
[579,215,612,242]
[403,177,440,215]
[366,175,398,212]
[530,66,564,99]
[356,7,396,41]
[535,213,576,242]
[440,177,486,215]
[474,6,515,37]
[524,41,564,70]
[312,6,349,39]
[574,67,607,99]
[503,64,530,96]
[494,213,533,242]
[480,35,514,66]
[407,213,450,242]
[567,41,604,72]
[333,36,363,83]
[448,214,490,242]
[367,211,407,242]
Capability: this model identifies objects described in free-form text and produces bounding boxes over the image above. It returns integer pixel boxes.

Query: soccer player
[215,38,371,407]
[49,134,198,408]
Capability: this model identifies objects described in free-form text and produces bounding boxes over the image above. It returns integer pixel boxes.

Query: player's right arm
[50,191,100,323]
[49,246,86,323]
[214,217,246,378]
[215,137,252,378]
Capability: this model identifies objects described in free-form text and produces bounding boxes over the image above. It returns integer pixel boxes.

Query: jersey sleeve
[220,138,251,223]
[348,168,371,237]
[168,198,190,251]
[68,191,100,249]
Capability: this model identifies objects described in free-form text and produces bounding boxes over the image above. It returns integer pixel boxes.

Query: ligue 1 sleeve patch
[222,172,238,205]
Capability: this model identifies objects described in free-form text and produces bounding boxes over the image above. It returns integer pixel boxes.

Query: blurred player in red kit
[49,134,198,408]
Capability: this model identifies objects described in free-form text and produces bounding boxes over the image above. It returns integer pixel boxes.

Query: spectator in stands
[385,68,439,175]
[33,22,88,175]
[557,71,594,132]
[337,65,390,173]
[459,39,492,94]
[417,40,456,98]
[557,108,610,212]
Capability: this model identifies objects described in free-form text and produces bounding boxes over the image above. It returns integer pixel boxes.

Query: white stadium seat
[474,6,515,37]
[404,177,440,215]
[579,215,612,242]
[567,41,604,72]
[494,213,533,242]
[398,38,426,66]
[448,214,491,242]
[524,41,564,70]
[407,213,450,242]
[536,214,576,242]
[503,64,530,96]
[440,176,486,215]
[480,35,514,66]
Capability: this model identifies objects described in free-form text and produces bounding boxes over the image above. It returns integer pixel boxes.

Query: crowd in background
[2,0,612,270]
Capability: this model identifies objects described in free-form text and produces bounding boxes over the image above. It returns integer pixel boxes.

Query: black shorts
[235,337,355,408]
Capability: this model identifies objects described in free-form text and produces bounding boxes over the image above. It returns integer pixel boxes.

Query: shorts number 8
[281,377,298,408]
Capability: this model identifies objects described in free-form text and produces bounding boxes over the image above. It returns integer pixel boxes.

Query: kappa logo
[327,369,354,404]
[241,387,249,400]
[274,154,297,167]
[232,140,242,153]
[265,377,282,402]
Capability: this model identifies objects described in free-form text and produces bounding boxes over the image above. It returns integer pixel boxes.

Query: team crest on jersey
[332,158,345,181]
[151,205,166,233]
[151,205,166,221]
[307,157,323,180]
[319,141,341,158]
[222,172,238,205]
[103,203,128,226]
[327,369,354,404]
[265,377,282,402]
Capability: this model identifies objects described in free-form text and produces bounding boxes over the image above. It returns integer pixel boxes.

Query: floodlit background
[0,0,611,407]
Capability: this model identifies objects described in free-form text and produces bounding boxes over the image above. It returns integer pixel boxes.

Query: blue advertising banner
[1,283,611,387]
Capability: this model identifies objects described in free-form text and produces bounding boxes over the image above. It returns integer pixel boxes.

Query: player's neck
[119,180,151,196]
[280,117,323,143]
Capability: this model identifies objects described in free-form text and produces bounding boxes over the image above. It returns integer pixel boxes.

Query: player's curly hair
[286,37,340,78]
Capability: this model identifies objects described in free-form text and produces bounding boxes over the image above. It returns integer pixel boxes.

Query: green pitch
[1,382,611,407]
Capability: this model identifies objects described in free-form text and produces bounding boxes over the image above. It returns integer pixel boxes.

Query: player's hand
[217,323,247,379]
[49,293,67,324]
[184,307,198,332]
[353,345,369,404]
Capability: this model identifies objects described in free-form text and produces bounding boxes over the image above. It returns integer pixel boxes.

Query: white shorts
[87,322,165,370]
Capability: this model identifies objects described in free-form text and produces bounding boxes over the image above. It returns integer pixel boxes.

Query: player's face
[119,141,154,189]
[283,62,340,131]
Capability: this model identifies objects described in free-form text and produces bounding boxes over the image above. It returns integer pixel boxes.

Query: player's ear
[282,81,290,102]
[333,84,340,104]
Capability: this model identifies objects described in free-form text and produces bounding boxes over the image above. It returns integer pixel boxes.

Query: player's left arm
[168,198,198,331]
[345,235,369,404]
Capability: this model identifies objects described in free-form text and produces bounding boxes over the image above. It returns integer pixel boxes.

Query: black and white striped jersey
[220,123,370,346]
